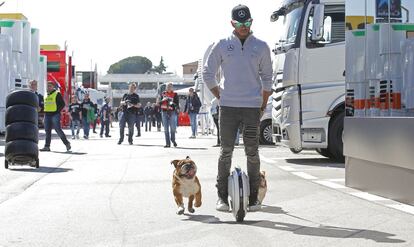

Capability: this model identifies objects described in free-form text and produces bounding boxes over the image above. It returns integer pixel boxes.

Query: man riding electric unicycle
[203,4,273,221]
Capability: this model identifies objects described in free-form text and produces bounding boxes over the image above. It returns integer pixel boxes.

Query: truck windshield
[279,5,304,45]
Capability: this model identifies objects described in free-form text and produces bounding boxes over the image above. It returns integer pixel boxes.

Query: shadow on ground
[285,158,345,168]
[183,206,405,244]
[7,166,72,173]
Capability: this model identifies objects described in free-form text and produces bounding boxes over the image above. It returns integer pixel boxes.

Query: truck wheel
[6,90,39,108]
[328,112,345,163]
[5,105,38,125]
[259,120,274,145]
[5,140,39,163]
[316,148,334,159]
[6,122,39,143]
[5,160,8,169]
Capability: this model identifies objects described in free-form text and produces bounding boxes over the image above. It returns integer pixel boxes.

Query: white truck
[271,0,346,161]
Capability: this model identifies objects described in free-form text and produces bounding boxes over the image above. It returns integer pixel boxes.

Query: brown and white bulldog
[171,156,202,215]
[258,171,267,204]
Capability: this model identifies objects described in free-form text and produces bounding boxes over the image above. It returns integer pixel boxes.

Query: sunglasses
[232,19,252,28]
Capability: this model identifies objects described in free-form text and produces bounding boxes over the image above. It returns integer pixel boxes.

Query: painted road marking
[279,166,296,171]
[350,192,391,202]
[387,204,414,215]
[315,181,347,189]
[326,178,345,182]
[291,172,318,180]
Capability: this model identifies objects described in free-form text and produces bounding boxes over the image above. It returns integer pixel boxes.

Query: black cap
[232,4,251,22]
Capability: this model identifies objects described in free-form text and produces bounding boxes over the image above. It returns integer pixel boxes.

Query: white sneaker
[216,198,230,212]
[248,200,262,212]
[72,136,75,140]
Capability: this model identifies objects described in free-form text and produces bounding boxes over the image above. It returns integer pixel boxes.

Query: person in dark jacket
[184,88,202,138]
[118,83,140,145]
[69,97,82,139]
[135,105,144,137]
[100,97,112,138]
[92,103,99,134]
[40,81,71,152]
[143,102,153,132]
[80,94,95,139]
[153,103,162,132]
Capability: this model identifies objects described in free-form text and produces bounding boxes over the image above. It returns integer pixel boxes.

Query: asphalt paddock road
[0,126,413,247]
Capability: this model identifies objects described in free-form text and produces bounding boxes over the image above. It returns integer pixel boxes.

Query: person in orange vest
[40,81,71,152]
[158,83,179,148]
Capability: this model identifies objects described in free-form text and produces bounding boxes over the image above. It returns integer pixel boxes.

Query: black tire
[6,90,39,108]
[290,148,302,154]
[236,208,245,222]
[5,105,38,125]
[259,119,274,145]
[328,112,345,163]
[6,122,39,143]
[316,148,334,159]
[35,158,39,168]
[5,140,39,164]
[5,160,8,169]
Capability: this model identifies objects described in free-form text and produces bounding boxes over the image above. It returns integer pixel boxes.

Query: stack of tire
[4,90,39,169]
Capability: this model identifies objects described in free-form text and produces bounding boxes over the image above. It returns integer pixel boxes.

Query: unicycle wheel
[236,209,245,222]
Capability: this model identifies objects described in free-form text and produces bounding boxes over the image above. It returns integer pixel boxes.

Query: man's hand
[210,86,220,99]
[261,90,272,111]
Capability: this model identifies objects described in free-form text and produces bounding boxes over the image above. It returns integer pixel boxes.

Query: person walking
[92,103,99,134]
[158,83,179,148]
[68,97,82,139]
[118,83,140,145]
[135,104,144,137]
[29,80,44,113]
[184,88,202,138]
[40,82,71,152]
[203,4,273,212]
[143,102,153,132]
[100,97,112,138]
[80,94,94,139]
[153,103,162,132]
[210,98,220,147]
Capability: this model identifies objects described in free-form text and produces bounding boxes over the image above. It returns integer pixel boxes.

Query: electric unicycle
[228,166,249,222]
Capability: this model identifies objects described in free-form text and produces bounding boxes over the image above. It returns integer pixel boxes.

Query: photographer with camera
[158,82,179,148]
[118,83,140,145]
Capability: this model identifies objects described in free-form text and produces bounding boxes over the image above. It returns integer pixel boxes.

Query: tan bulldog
[171,156,202,215]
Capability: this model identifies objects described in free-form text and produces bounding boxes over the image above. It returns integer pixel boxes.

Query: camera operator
[158,82,179,148]
[118,83,140,145]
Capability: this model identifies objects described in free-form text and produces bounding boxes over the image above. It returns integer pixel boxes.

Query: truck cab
[271,0,346,161]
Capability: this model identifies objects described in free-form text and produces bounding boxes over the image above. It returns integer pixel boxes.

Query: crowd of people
[29,79,204,151]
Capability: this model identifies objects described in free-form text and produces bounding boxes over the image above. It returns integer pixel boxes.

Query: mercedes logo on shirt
[227,44,234,51]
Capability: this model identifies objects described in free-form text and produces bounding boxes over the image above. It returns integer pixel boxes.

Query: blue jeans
[119,111,137,143]
[135,115,143,136]
[162,111,177,146]
[189,112,198,136]
[82,118,90,137]
[44,113,70,147]
[70,119,81,136]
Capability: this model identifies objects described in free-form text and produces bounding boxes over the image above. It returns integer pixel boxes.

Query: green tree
[108,56,153,74]
[153,56,167,74]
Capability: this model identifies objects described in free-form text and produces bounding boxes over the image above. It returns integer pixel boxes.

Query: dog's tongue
[187,170,195,177]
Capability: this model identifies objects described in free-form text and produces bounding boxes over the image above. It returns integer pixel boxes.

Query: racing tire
[6,90,39,108]
[259,119,274,145]
[328,112,345,163]
[5,105,38,125]
[6,122,39,143]
[5,140,39,164]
